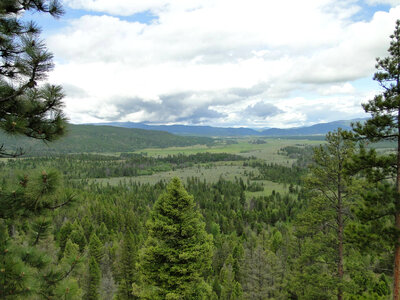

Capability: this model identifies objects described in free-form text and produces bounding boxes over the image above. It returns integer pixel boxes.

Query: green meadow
[87,137,322,196]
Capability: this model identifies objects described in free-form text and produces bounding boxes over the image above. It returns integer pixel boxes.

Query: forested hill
[260,119,357,136]
[88,119,365,137]
[89,122,260,136]
[0,124,214,155]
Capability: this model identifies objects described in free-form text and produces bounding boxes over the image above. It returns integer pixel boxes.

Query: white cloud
[317,83,356,95]
[45,1,400,126]
[366,0,400,6]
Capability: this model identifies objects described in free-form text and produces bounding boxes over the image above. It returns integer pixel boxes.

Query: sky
[26,0,400,128]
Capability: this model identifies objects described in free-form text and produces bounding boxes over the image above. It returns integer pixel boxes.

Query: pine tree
[0,222,33,298]
[241,243,281,300]
[0,0,67,157]
[351,19,400,300]
[138,177,213,299]
[86,256,101,300]
[70,221,87,253]
[59,221,73,254]
[0,170,74,219]
[219,255,243,300]
[116,230,139,300]
[296,129,356,300]
[89,233,104,264]
[0,171,80,299]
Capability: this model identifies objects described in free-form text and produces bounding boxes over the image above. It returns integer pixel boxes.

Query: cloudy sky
[29,0,400,128]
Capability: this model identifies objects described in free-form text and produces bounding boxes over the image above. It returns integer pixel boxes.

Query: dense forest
[2,1,400,299]
[0,125,214,156]
[0,133,396,299]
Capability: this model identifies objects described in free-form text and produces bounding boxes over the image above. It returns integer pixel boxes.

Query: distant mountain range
[260,119,363,136]
[1,119,367,156]
[88,122,258,136]
[88,119,365,137]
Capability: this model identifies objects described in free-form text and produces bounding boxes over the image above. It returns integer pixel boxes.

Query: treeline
[2,152,246,180]
[245,160,306,185]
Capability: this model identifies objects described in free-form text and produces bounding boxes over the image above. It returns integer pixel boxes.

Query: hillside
[0,124,214,155]
[89,119,365,137]
[260,119,358,136]
[89,122,260,136]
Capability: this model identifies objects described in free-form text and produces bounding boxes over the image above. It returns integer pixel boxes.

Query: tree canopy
[138,177,213,299]
[352,19,400,300]
[0,0,67,157]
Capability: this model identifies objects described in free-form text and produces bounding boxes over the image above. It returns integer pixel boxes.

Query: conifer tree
[241,243,281,300]
[116,230,139,300]
[138,177,213,299]
[0,222,33,298]
[0,0,67,157]
[351,19,400,300]
[86,256,101,300]
[0,170,80,299]
[219,255,243,300]
[295,129,355,300]
[59,221,73,254]
[70,221,87,253]
[89,233,104,264]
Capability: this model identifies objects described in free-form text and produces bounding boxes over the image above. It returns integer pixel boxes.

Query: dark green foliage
[290,130,357,299]
[0,222,33,298]
[278,145,314,168]
[219,254,243,300]
[0,169,81,299]
[350,19,400,299]
[1,133,395,299]
[69,221,87,253]
[86,256,101,300]
[30,217,52,246]
[0,0,67,157]
[349,20,400,243]
[4,152,244,180]
[0,124,215,155]
[246,161,306,185]
[59,221,73,253]
[115,231,139,299]
[89,233,103,264]
[0,170,75,219]
[138,178,213,299]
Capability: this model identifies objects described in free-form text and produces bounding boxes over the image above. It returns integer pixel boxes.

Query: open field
[245,180,289,196]
[89,165,288,196]
[89,163,258,185]
[82,138,323,196]
[133,138,323,164]
[88,160,290,196]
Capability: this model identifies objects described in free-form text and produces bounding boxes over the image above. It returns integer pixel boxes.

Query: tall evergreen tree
[241,243,279,300]
[219,255,243,300]
[116,230,139,300]
[138,177,213,299]
[86,256,101,300]
[351,19,400,300]
[89,233,104,264]
[0,0,67,157]
[296,129,356,300]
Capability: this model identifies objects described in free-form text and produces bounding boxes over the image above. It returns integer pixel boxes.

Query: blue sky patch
[353,1,392,22]
[22,7,158,36]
